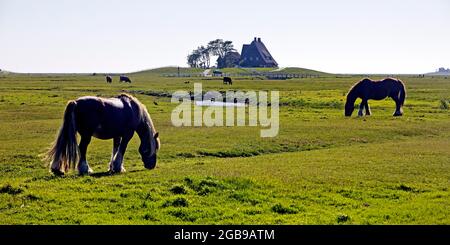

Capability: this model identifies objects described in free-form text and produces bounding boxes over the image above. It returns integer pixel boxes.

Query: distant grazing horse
[345,78,406,117]
[223,76,232,85]
[120,75,132,83]
[106,75,112,83]
[45,94,160,176]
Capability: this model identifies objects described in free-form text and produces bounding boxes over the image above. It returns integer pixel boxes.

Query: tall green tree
[208,39,225,58]
[198,46,210,69]
[207,39,236,60]
[187,39,237,68]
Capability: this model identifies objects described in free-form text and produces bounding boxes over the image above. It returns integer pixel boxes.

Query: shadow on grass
[89,169,146,178]
[89,172,113,178]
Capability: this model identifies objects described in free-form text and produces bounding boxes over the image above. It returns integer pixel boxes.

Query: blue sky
[0,0,449,73]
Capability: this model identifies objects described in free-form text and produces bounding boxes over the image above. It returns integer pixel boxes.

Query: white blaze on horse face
[259,91,279,138]
[171,91,192,127]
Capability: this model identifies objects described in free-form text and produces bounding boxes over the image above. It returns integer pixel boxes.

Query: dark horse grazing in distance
[120,75,132,83]
[45,94,160,175]
[345,78,406,117]
[106,75,112,83]
[223,76,232,85]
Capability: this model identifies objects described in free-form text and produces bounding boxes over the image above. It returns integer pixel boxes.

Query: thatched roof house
[239,37,278,68]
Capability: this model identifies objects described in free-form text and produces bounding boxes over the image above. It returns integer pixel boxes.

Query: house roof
[240,37,278,67]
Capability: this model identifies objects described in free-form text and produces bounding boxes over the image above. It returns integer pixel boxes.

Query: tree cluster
[187,39,237,69]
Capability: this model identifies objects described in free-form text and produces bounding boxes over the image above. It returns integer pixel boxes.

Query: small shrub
[337,214,350,223]
[224,178,253,190]
[397,184,414,191]
[197,186,212,196]
[184,176,225,195]
[271,204,298,214]
[24,194,40,201]
[142,193,155,201]
[163,197,189,208]
[439,99,449,110]
[243,209,263,215]
[199,178,223,188]
[167,209,197,222]
[229,192,260,205]
[142,213,158,221]
[170,185,187,195]
[184,177,193,185]
[0,184,23,195]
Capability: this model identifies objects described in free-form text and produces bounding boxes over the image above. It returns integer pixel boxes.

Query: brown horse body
[46,94,160,176]
[223,76,232,85]
[345,78,406,117]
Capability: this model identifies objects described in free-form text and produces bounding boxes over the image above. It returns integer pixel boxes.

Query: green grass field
[0,72,449,224]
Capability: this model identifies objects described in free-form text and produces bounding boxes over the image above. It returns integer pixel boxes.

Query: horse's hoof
[51,168,64,176]
[109,167,126,174]
[144,162,156,170]
[78,164,93,175]
[79,168,94,176]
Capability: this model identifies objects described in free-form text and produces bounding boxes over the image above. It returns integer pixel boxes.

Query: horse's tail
[398,80,407,106]
[45,100,79,175]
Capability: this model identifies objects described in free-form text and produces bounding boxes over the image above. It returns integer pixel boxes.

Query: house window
[256,57,259,61]
[250,57,253,61]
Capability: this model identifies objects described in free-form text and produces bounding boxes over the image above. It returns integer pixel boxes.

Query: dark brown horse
[106,75,112,83]
[223,76,232,85]
[120,75,132,83]
[345,78,406,117]
[45,94,160,176]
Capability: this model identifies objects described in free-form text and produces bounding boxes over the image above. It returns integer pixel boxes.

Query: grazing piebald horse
[223,76,232,85]
[106,75,112,83]
[120,75,132,83]
[45,93,160,176]
[345,78,406,117]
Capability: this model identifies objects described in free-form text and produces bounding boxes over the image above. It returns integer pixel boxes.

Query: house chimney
[254,37,257,42]
[258,38,261,42]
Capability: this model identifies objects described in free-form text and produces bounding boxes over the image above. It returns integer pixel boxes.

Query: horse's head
[344,81,361,117]
[344,100,355,116]
[139,132,160,170]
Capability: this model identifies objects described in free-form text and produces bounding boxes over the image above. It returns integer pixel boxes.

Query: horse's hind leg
[108,137,121,171]
[110,132,133,173]
[364,101,371,116]
[78,135,93,175]
[393,99,403,116]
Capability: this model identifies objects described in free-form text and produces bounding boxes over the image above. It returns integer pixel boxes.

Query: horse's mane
[117,93,156,135]
[346,78,368,97]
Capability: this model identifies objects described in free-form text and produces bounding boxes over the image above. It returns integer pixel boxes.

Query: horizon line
[2,66,447,75]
